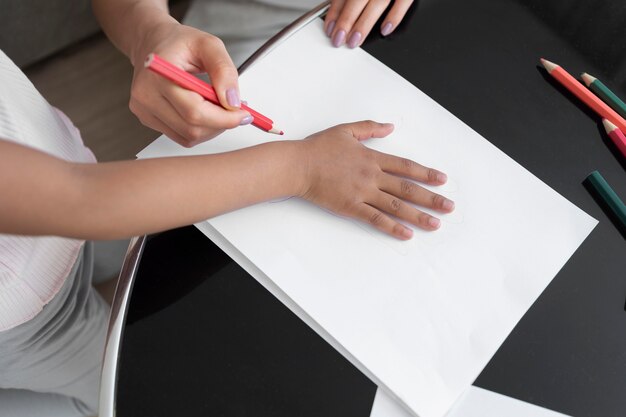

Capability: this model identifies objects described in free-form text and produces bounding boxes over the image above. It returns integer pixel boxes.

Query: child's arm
[0,121,453,240]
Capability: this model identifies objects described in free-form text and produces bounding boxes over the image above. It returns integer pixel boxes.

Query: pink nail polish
[332,29,346,47]
[239,115,253,125]
[226,88,240,108]
[347,32,362,48]
[326,20,336,37]
[437,172,448,183]
[381,22,393,36]
[402,227,413,238]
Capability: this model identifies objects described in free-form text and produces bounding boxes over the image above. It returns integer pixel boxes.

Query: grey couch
[0,0,100,68]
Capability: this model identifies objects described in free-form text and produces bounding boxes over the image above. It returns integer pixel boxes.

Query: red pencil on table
[540,58,626,134]
[602,119,626,159]
[145,53,283,135]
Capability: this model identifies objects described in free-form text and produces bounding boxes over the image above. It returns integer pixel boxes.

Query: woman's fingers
[381,0,413,36]
[190,35,242,110]
[326,0,414,46]
[128,23,251,147]
[162,81,251,130]
[328,0,369,47]
[133,110,199,147]
[347,0,391,48]
[325,0,345,36]
[130,72,250,147]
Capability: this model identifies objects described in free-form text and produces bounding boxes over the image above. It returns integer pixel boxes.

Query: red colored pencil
[540,58,626,133]
[145,53,283,135]
[602,119,626,159]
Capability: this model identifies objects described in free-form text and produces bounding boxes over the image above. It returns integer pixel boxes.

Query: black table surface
[117,1,626,416]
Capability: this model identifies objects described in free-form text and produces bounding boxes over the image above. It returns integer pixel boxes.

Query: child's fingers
[346,0,391,48]
[374,152,447,185]
[354,203,414,240]
[330,0,369,47]
[378,175,455,213]
[380,0,414,36]
[371,191,441,230]
[340,120,394,141]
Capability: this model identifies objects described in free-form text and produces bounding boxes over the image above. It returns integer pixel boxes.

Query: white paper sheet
[372,386,570,417]
[196,222,571,417]
[138,19,596,417]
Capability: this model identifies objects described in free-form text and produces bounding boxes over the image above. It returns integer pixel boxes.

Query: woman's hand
[129,22,251,147]
[325,0,414,48]
[298,121,454,240]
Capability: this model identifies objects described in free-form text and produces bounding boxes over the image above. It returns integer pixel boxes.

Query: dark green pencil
[585,170,626,231]
[581,73,626,120]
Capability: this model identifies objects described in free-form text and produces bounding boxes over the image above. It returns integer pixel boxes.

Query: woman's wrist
[128,8,179,67]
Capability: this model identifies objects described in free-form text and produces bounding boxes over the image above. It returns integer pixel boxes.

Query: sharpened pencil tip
[268,127,283,135]
[580,72,596,87]
[144,53,155,68]
[540,58,558,72]
[602,118,617,133]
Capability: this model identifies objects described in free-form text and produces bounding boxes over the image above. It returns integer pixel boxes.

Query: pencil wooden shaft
[605,125,626,159]
[586,171,626,228]
[588,79,626,120]
[548,65,626,132]
[146,54,277,132]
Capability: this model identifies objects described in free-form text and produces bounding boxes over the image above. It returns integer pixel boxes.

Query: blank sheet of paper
[371,386,571,417]
[138,19,596,417]
[194,223,573,417]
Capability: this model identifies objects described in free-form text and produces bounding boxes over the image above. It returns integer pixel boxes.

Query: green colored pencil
[585,170,626,231]
[581,72,626,120]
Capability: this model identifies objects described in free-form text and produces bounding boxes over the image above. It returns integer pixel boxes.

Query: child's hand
[299,121,454,240]
[324,0,414,48]
[129,22,251,147]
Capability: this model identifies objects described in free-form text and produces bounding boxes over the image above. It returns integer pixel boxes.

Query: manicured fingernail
[402,227,413,238]
[428,217,441,228]
[226,88,240,108]
[332,29,346,47]
[326,20,336,37]
[381,22,393,36]
[437,172,447,183]
[442,199,455,211]
[240,114,253,125]
[347,31,362,48]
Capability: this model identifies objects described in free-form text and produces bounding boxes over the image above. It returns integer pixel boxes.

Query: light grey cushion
[0,0,99,68]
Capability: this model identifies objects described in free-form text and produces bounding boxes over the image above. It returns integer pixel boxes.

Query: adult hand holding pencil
[145,53,283,137]
[115,22,252,147]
